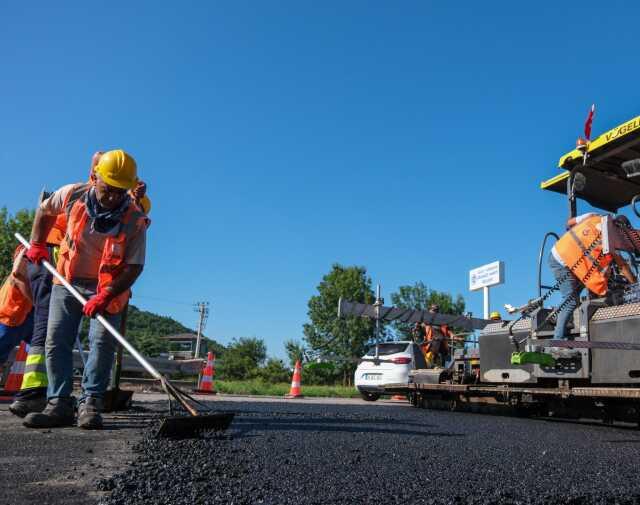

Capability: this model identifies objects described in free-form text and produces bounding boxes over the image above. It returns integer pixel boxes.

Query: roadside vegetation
[215,380,360,398]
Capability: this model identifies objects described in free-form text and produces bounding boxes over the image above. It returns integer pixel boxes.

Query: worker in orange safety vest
[411,304,453,368]
[7,152,150,419]
[22,149,149,431]
[549,213,637,348]
[0,247,35,366]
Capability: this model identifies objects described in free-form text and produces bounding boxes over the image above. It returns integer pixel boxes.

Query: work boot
[23,398,75,428]
[78,397,103,430]
[9,396,47,418]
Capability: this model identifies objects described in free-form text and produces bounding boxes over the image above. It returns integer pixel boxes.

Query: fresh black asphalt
[95,399,640,505]
[2,398,640,504]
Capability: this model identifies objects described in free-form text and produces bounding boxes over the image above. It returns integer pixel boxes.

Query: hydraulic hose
[538,232,560,298]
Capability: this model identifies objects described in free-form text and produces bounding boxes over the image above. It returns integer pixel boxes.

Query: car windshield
[365,343,410,356]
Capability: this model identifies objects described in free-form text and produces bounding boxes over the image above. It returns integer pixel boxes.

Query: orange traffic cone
[391,394,407,401]
[285,360,303,399]
[0,341,28,401]
[194,352,217,395]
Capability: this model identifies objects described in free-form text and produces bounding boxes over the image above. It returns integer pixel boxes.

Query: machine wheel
[360,392,380,402]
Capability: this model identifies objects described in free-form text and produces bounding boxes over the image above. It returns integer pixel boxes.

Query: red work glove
[83,290,115,318]
[25,241,49,264]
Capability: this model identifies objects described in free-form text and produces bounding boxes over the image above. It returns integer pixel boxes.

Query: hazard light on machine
[469,261,504,319]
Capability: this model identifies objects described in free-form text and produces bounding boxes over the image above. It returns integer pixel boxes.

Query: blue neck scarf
[85,187,130,235]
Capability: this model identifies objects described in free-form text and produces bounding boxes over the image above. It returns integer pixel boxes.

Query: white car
[354,341,426,401]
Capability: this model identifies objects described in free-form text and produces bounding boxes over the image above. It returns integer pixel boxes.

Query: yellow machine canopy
[541,114,640,212]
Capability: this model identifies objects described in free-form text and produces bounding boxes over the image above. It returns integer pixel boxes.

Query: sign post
[469,261,504,319]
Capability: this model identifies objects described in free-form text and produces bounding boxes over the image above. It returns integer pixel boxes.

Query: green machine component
[510,352,556,367]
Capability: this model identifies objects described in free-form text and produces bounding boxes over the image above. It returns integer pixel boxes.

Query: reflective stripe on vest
[55,185,146,314]
[554,215,612,296]
[20,347,47,390]
[567,227,606,274]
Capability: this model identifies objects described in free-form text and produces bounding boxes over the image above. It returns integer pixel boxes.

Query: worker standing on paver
[22,149,148,430]
[549,213,637,348]
[418,304,453,367]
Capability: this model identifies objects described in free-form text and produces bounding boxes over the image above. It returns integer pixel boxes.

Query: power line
[130,294,195,306]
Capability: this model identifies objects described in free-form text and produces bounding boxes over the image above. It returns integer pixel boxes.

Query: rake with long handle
[15,232,233,437]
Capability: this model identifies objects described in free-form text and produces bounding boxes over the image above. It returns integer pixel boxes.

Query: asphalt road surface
[2,395,640,504]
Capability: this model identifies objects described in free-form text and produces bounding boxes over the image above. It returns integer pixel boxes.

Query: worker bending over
[549,213,637,344]
[23,149,148,430]
[6,152,150,418]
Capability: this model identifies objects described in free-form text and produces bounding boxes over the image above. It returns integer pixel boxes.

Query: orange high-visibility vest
[554,215,612,296]
[45,214,67,246]
[0,247,33,327]
[55,184,148,314]
[423,324,450,355]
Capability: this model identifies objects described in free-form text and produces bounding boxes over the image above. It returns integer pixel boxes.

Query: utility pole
[193,301,210,359]
[373,284,383,359]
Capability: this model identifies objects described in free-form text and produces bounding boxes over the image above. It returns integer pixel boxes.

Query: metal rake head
[155,377,235,439]
[156,412,235,439]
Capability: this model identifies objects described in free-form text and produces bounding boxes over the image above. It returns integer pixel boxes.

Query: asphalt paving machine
[339,112,640,425]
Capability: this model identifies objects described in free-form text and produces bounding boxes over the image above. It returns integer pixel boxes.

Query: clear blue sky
[2,2,638,360]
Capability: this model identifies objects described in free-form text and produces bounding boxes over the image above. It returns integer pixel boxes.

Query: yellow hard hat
[94,149,137,190]
[490,311,501,320]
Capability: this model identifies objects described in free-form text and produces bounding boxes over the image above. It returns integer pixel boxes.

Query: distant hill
[80,304,226,357]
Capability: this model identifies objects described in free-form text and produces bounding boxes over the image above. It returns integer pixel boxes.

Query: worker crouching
[23,150,148,430]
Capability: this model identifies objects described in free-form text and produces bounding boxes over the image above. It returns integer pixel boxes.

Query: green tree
[218,337,267,380]
[390,281,465,339]
[254,358,291,383]
[0,208,34,282]
[303,264,376,386]
[284,339,305,367]
[135,333,170,357]
[303,361,340,385]
[202,338,226,358]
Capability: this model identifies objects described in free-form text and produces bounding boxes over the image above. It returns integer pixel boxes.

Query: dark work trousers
[548,252,583,340]
[14,260,53,400]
